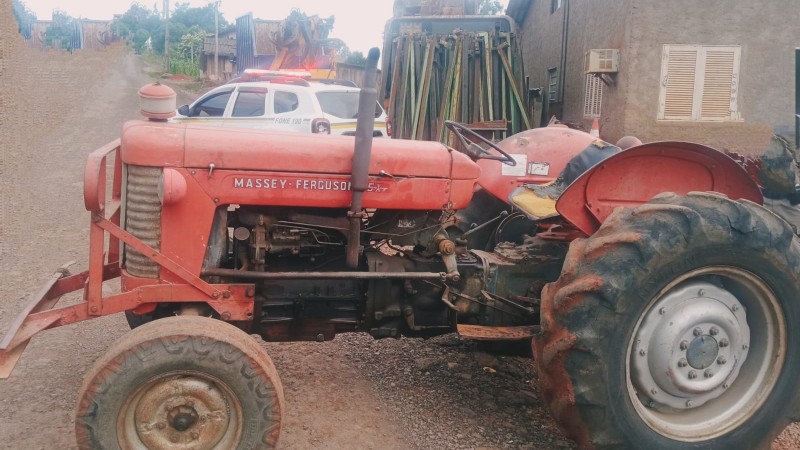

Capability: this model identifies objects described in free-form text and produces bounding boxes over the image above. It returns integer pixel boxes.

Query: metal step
[456,324,539,341]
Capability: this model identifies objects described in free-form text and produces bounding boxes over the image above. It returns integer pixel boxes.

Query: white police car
[174,70,389,137]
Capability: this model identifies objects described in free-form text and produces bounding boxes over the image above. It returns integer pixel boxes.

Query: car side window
[232,88,267,117]
[193,90,232,117]
[274,91,299,114]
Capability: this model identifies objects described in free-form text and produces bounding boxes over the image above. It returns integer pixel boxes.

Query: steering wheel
[444,120,516,166]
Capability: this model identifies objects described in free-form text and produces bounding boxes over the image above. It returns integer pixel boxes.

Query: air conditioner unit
[585,49,619,73]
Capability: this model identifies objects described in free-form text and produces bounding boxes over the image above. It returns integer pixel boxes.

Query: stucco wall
[516,0,799,153]
[516,0,566,125]
[561,0,632,138]
[624,0,798,154]
[517,0,631,133]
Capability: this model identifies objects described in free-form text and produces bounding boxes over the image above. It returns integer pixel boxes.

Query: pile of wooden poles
[385,29,530,144]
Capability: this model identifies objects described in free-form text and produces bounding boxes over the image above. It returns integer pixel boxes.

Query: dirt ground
[1,5,799,449]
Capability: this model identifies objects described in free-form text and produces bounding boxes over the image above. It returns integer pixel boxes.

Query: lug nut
[650,388,658,395]
[639,349,646,356]
[704,369,714,378]
[678,358,688,368]
[719,338,729,348]
[693,327,703,336]
[679,340,688,350]
[688,370,697,379]
[698,289,705,297]
[709,326,719,336]
[686,400,694,407]
[717,356,727,365]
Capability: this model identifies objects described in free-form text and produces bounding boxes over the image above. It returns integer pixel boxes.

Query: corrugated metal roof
[203,34,236,55]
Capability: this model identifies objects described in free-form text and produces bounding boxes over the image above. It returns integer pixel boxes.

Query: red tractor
[2,50,799,450]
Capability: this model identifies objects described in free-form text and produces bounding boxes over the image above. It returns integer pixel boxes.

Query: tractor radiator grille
[123,165,162,278]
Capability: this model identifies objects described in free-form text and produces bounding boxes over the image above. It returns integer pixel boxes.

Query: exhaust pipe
[347,47,380,268]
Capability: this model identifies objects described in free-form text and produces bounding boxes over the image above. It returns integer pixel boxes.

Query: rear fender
[556,141,763,235]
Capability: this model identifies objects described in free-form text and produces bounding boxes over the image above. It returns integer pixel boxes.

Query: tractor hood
[119,121,481,210]
[120,121,480,180]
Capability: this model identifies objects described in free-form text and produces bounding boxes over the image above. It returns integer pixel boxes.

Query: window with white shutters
[657,45,741,121]
[584,74,603,118]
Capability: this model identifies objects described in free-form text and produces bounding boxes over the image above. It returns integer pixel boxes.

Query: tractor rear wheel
[75,316,284,449]
[535,192,800,449]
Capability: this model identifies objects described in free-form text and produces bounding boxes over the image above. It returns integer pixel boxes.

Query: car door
[269,88,312,133]
[224,86,270,129]
[180,87,234,125]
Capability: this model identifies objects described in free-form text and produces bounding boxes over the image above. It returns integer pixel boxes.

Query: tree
[477,0,503,15]
[171,3,228,33]
[112,3,161,41]
[343,50,367,67]
[44,10,77,50]
[132,29,151,54]
[178,26,205,64]
[12,0,36,38]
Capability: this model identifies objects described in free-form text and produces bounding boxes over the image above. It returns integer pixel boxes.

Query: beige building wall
[514,0,799,154]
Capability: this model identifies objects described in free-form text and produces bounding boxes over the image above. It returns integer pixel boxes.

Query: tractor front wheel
[536,192,800,449]
[75,316,284,449]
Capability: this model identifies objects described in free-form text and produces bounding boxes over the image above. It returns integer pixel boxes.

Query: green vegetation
[343,50,367,67]
[112,0,231,73]
[12,0,36,39]
[477,0,504,15]
[169,58,201,78]
[43,11,77,51]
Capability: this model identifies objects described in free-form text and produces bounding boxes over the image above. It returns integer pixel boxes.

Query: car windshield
[315,92,382,119]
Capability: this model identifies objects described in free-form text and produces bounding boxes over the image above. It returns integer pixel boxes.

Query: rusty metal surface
[202,268,447,280]
[96,217,221,299]
[456,324,539,341]
[0,262,118,378]
[4,281,254,340]
[119,373,242,449]
[557,141,764,236]
[123,164,162,278]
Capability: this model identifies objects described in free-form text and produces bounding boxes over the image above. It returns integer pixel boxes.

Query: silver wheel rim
[118,371,243,450]
[626,266,786,441]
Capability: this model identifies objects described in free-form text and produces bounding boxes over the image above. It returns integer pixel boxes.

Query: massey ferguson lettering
[233,177,388,193]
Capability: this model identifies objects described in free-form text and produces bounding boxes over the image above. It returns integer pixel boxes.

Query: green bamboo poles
[386,29,529,143]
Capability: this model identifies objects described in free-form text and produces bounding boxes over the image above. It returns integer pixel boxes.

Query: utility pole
[215,0,220,81]
[164,0,170,72]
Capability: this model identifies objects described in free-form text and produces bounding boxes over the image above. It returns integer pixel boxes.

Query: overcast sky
[22,0,510,54]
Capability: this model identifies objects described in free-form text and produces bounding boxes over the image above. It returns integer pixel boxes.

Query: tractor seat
[510,139,622,220]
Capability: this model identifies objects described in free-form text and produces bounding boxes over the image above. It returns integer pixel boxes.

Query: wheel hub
[121,374,240,450]
[168,405,199,432]
[630,281,750,410]
[686,335,719,370]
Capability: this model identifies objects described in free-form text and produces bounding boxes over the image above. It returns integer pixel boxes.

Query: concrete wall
[624,0,799,154]
[561,0,632,138]
[516,0,565,126]
[515,0,800,153]
[517,0,631,132]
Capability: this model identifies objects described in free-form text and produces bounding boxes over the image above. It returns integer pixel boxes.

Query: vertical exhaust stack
[347,47,380,268]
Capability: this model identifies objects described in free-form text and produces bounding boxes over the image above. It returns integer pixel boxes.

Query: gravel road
[1,4,799,449]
